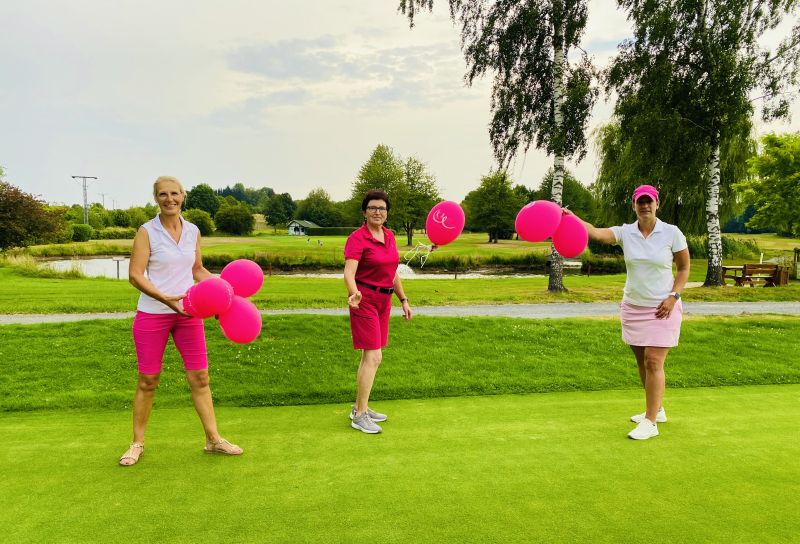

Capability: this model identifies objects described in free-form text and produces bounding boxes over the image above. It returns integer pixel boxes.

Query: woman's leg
[630,345,646,387]
[355,348,382,416]
[643,347,670,423]
[132,372,160,443]
[185,369,220,442]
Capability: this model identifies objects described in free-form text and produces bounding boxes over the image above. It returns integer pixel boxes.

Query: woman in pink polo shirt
[344,189,412,434]
[566,184,690,440]
[118,176,242,466]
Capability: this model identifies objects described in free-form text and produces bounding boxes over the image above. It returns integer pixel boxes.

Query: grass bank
[1,314,798,412]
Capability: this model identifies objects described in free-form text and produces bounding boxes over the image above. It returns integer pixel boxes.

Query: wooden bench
[739,263,780,287]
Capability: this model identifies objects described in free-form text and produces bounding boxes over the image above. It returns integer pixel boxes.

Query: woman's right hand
[347,291,362,309]
[164,294,191,317]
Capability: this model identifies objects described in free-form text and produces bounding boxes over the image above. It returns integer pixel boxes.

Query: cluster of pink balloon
[515,200,589,257]
[425,201,466,246]
[183,259,264,344]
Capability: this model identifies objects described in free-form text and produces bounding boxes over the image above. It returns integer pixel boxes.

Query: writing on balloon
[432,210,455,229]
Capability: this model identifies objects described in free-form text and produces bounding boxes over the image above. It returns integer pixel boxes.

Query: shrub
[215,205,254,235]
[686,235,760,259]
[183,209,215,236]
[71,224,95,242]
[95,227,137,239]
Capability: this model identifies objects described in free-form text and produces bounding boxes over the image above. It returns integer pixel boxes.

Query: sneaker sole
[630,415,667,423]
[628,431,659,440]
[351,422,381,434]
[349,413,388,423]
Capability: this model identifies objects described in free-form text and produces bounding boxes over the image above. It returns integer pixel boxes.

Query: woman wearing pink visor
[565,184,690,440]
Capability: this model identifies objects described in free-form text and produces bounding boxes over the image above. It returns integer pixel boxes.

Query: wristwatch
[399,297,408,303]
[670,291,681,300]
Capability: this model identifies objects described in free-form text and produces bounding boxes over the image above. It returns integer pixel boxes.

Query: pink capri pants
[132,311,208,374]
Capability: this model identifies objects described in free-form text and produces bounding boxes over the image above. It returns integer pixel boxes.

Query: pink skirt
[620,301,683,347]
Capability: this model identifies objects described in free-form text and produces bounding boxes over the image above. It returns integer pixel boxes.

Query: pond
[39,259,577,280]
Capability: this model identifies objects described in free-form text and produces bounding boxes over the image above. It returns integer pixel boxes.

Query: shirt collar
[361,224,388,244]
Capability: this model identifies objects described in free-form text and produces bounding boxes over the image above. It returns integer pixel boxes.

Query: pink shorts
[132,311,208,374]
[620,301,683,347]
[349,289,392,350]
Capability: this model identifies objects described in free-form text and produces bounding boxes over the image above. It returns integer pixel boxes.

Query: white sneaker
[631,407,667,424]
[628,418,659,440]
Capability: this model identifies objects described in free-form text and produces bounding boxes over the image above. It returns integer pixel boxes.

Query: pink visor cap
[633,184,659,203]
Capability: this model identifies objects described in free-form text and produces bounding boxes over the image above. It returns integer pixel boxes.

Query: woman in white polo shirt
[566,184,690,440]
[118,176,242,466]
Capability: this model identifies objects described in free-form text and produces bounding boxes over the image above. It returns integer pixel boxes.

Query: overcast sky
[1,0,797,209]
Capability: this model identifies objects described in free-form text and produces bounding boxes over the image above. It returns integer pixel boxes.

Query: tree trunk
[704,140,724,286]
[406,224,413,246]
[548,6,566,293]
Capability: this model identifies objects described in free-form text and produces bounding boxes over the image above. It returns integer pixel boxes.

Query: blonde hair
[153,176,187,199]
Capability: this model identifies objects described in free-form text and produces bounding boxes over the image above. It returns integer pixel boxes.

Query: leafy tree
[391,157,441,246]
[606,0,800,285]
[186,183,220,217]
[183,209,216,236]
[88,203,110,230]
[214,204,254,235]
[400,0,598,291]
[109,209,131,228]
[462,171,525,242]
[350,145,441,243]
[0,179,67,250]
[265,193,296,232]
[126,207,150,229]
[295,188,344,227]
[737,132,800,236]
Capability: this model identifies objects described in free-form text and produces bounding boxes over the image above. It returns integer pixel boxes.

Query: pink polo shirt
[344,224,400,289]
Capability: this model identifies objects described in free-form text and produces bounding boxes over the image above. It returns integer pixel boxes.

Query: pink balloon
[221,259,264,298]
[515,200,562,242]
[182,285,202,318]
[425,201,465,246]
[188,277,234,318]
[218,296,262,344]
[552,213,589,258]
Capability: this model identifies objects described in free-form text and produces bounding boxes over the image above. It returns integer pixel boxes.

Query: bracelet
[399,297,408,303]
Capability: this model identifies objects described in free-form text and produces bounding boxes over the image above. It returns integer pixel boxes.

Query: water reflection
[44,257,130,279]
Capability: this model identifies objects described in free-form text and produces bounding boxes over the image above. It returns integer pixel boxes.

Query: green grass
[1,314,799,412]
[1,265,799,314]
[1,385,799,543]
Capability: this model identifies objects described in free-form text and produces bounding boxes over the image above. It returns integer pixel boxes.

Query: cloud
[223,34,470,113]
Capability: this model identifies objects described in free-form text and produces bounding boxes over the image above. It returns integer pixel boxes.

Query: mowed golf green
[1,385,799,543]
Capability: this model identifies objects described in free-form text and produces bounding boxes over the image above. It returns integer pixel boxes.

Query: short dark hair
[361,189,390,212]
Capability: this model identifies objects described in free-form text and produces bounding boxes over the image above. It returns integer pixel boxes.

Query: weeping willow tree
[399,0,597,292]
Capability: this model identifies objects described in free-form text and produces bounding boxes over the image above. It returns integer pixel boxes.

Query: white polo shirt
[137,215,199,314]
[610,218,688,307]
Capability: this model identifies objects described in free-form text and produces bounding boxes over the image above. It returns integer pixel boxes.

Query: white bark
[549,9,566,292]
[704,141,724,286]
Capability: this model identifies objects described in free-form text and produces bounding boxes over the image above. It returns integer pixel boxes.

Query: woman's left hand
[655,296,676,319]
[401,300,412,321]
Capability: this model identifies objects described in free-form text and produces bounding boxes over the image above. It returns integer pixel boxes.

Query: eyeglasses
[366,206,387,213]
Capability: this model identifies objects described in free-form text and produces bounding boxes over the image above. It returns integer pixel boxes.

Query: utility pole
[71,175,97,224]
[99,192,107,208]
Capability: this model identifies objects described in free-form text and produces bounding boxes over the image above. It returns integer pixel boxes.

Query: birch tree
[399,0,597,292]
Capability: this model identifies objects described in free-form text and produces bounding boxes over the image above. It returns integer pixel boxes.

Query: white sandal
[203,438,243,455]
[119,442,144,466]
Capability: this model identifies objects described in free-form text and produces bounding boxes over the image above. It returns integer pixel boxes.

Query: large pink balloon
[552,213,589,258]
[188,277,234,318]
[515,200,562,242]
[182,285,202,318]
[221,259,264,298]
[219,296,262,344]
[425,201,465,246]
